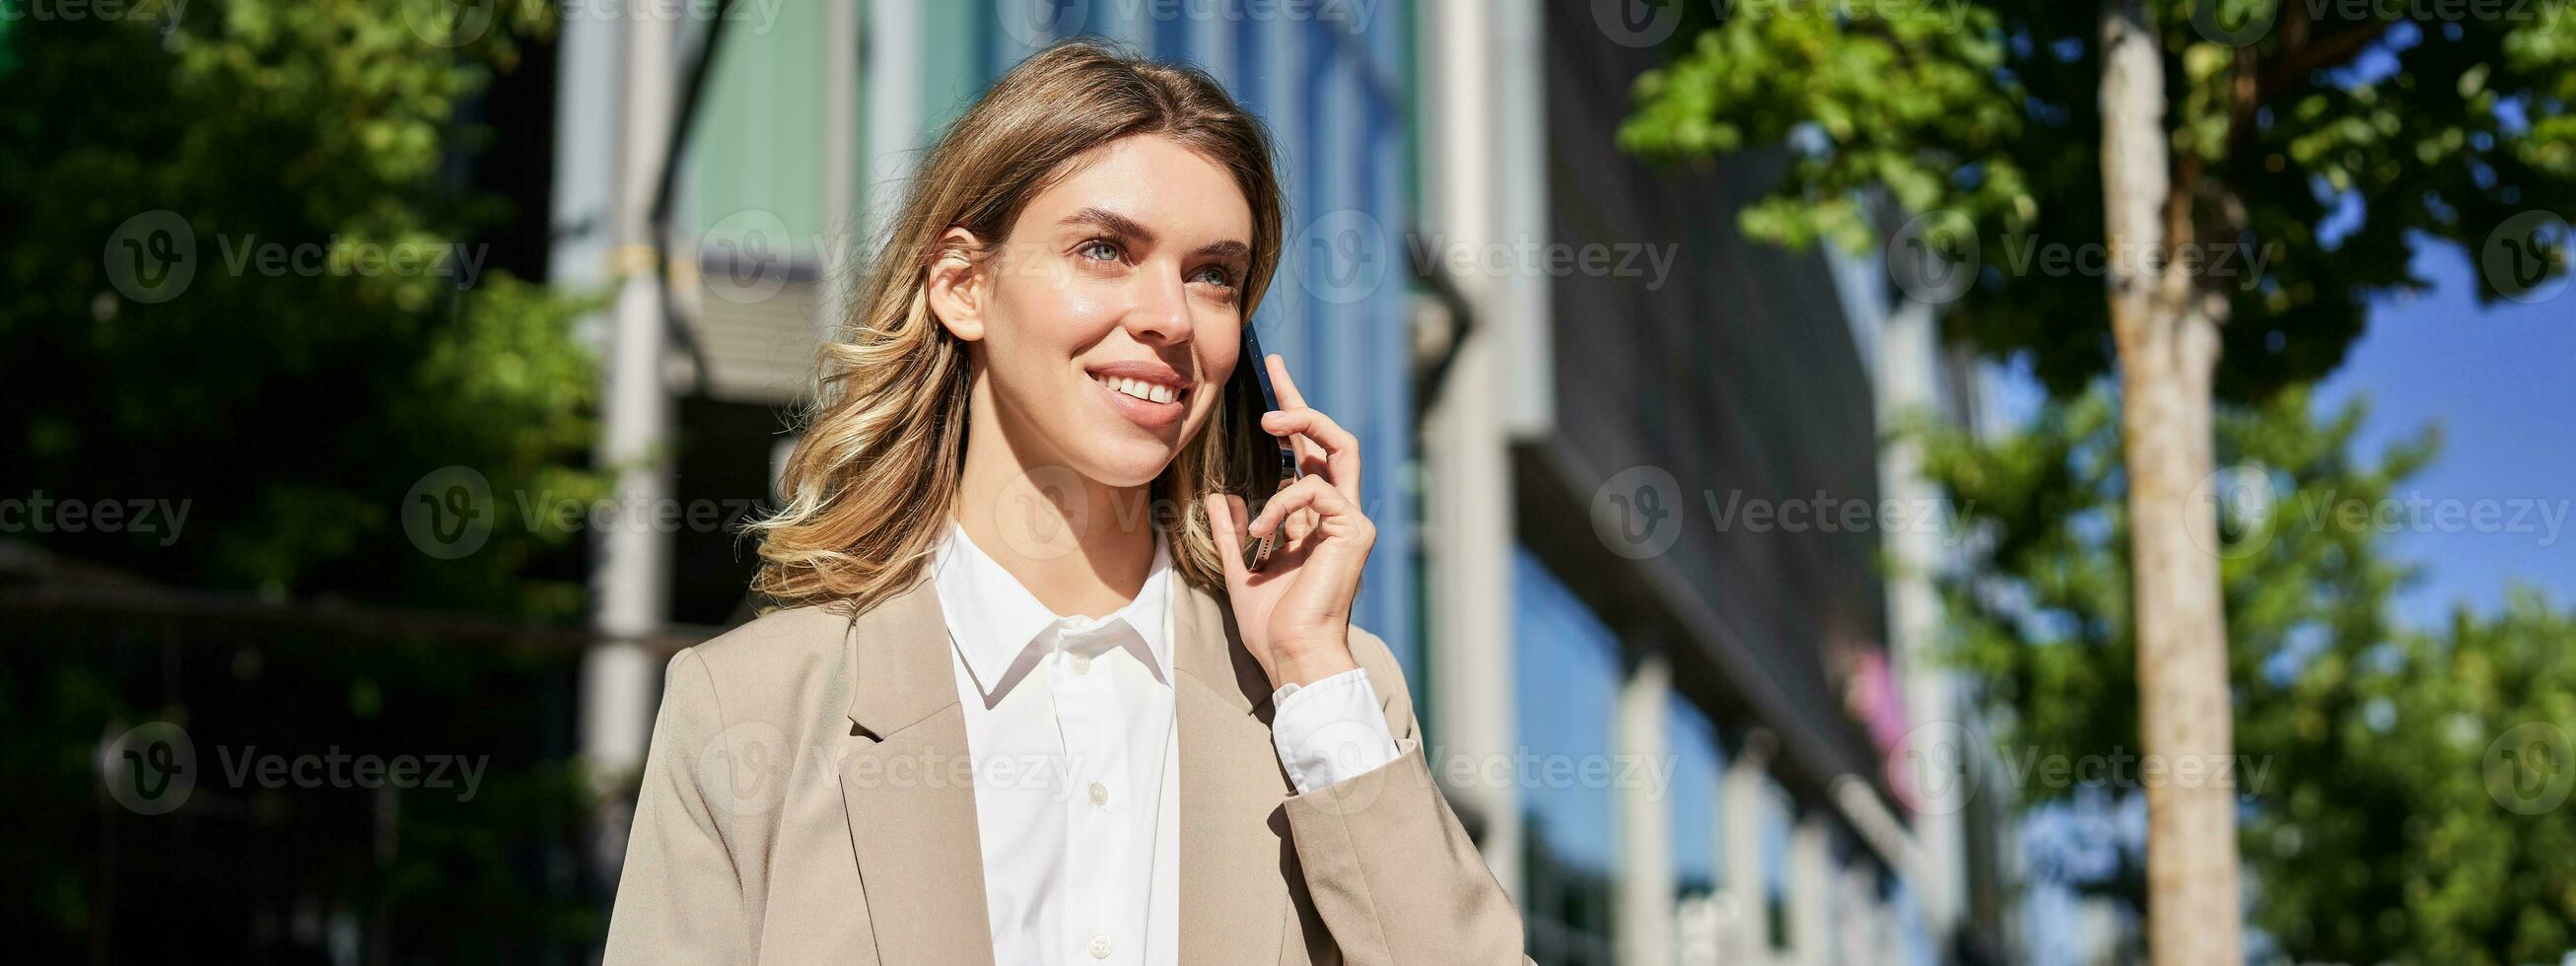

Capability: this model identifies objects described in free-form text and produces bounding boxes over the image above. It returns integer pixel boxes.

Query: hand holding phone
[1204,338,1378,689]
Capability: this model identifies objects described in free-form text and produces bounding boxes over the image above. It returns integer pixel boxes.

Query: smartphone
[1237,324,1302,572]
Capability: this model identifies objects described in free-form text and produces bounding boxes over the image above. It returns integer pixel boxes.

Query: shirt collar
[930,518,1173,696]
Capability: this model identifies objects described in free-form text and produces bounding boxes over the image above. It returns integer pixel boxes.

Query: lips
[1087,368,1190,430]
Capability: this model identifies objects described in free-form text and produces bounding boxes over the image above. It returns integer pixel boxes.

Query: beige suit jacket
[603,573,1533,965]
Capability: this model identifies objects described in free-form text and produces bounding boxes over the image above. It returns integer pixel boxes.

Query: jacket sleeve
[603,648,756,965]
[1281,629,1537,966]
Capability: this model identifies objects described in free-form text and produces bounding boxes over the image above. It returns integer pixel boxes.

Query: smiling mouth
[1091,374,1186,405]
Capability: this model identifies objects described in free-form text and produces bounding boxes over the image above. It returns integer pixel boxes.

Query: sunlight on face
[970,134,1255,488]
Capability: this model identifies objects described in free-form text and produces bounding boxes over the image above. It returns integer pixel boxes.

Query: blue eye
[1191,266,1235,288]
[1079,241,1121,262]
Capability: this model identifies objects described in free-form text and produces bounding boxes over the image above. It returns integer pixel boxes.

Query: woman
[603,42,1529,966]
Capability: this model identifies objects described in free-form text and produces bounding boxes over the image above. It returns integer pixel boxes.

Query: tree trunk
[2098,2,2245,963]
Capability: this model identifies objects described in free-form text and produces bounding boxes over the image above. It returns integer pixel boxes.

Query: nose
[1124,265,1193,347]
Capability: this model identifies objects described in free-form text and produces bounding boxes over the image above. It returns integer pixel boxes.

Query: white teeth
[1096,374,1180,404]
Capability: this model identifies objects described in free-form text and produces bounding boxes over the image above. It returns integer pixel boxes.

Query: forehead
[1015,134,1254,245]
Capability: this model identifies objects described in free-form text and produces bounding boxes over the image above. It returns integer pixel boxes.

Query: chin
[1072,436,1183,490]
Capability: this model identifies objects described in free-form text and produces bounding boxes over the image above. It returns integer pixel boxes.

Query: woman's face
[934,134,1255,489]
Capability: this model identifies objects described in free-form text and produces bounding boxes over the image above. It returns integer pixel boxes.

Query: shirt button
[1088,782,1109,806]
[1069,653,1092,674]
[1088,934,1114,959]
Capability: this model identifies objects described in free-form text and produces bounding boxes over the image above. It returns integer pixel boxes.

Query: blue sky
[1984,233,2573,631]
[2311,237,2576,629]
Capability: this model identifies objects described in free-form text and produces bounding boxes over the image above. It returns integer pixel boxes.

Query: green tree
[1915,385,2576,963]
[1621,3,2576,957]
[0,0,602,618]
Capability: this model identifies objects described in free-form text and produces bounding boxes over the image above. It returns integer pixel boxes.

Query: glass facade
[1514,546,1620,964]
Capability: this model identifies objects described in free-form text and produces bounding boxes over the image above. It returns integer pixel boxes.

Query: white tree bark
[2098,2,2245,963]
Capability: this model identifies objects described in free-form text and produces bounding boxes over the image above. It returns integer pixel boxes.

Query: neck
[953,386,1159,620]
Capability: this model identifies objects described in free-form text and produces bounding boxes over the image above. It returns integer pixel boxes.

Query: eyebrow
[1060,206,1251,263]
[1061,207,1156,244]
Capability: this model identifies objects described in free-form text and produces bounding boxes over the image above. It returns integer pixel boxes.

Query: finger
[1263,354,1324,470]
[1285,505,1319,545]
[1259,407,1362,503]
[1204,493,1251,586]
[1266,353,1306,410]
[1249,474,1358,538]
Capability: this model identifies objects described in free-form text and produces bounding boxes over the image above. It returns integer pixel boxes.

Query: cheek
[1202,324,1243,385]
[989,257,1116,356]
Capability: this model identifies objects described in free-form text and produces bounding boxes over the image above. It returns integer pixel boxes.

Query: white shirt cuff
[1270,667,1401,794]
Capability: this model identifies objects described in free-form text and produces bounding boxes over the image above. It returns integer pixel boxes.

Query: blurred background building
[22,2,2576,964]
[540,2,2026,963]
[4,1,2024,962]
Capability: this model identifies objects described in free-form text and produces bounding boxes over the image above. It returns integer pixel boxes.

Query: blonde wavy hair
[749,41,1287,616]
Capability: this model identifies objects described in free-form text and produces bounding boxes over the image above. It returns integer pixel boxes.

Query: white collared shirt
[931,520,1398,966]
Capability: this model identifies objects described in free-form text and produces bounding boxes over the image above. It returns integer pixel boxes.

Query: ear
[925,227,989,342]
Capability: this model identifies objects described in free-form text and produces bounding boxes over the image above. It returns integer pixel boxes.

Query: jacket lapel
[833,573,1291,965]
[1172,580,1294,964]
[838,578,998,966]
